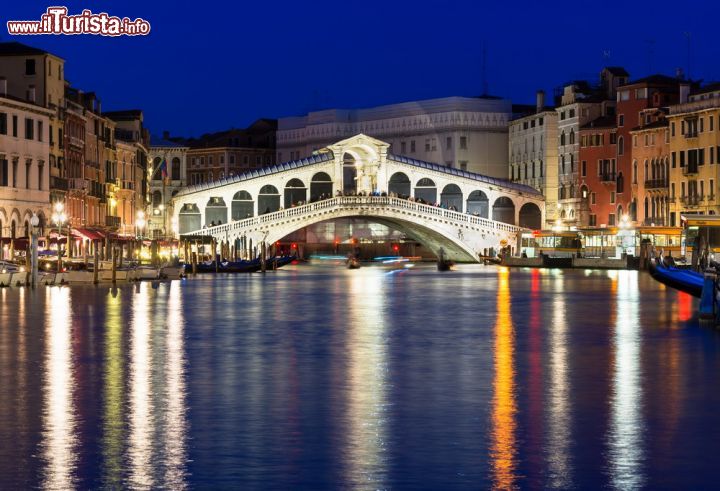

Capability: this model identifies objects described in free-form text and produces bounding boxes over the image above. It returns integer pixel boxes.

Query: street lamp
[52,202,67,273]
[136,210,146,239]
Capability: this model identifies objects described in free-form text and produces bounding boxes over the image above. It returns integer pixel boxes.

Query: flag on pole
[159,158,168,179]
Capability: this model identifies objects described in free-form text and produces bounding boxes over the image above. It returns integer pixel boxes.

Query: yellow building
[667,83,720,226]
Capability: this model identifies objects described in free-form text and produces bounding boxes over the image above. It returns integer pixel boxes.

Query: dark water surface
[0,264,718,490]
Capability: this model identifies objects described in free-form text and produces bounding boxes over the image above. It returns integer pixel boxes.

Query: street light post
[136,210,146,264]
[30,213,39,288]
[52,202,67,275]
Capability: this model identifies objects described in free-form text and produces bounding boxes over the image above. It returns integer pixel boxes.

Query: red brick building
[579,117,618,226]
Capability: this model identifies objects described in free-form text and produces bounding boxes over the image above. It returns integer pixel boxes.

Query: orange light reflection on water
[490,267,518,489]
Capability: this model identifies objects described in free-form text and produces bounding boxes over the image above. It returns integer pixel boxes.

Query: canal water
[0,264,718,489]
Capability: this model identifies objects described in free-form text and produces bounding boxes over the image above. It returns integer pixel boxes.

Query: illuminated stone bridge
[171,135,545,261]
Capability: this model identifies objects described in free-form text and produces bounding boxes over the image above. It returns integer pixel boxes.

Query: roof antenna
[481,41,488,96]
[602,48,611,64]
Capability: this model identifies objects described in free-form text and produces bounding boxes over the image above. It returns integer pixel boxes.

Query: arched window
[618,136,624,156]
[152,157,162,180]
[617,172,624,194]
[171,157,181,180]
[633,160,638,184]
[560,131,566,146]
[570,129,575,145]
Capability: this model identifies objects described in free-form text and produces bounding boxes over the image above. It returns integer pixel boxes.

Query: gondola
[648,259,703,298]
[265,255,296,270]
[185,258,261,273]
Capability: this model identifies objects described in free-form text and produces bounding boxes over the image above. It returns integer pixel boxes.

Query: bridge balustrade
[184,196,523,237]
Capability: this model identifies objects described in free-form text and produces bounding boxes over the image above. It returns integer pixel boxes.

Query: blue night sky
[3,0,719,137]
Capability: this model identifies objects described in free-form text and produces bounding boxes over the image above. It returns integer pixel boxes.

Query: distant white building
[277,96,513,178]
[509,91,559,227]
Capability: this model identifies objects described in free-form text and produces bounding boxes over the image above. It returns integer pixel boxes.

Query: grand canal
[0,264,718,489]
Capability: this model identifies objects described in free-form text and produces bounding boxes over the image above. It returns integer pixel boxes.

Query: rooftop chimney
[0,78,6,97]
[163,130,170,140]
[679,83,690,104]
[536,90,545,113]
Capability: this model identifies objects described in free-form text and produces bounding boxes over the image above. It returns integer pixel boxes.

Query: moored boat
[648,260,703,298]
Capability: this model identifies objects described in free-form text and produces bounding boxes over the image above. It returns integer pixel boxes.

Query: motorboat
[135,266,160,281]
[160,265,185,279]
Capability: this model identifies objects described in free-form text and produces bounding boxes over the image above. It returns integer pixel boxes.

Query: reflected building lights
[129,283,155,489]
[344,271,388,487]
[40,287,77,491]
[546,274,572,488]
[490,267,518,489]
[102,288,124,488]
[163,282,188,488]
[608,270,645,489]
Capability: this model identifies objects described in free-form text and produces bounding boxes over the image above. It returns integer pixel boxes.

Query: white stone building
[0,95,53,244]
[148,134,188,238]
[509,91,559,227]
[277,96,512,178]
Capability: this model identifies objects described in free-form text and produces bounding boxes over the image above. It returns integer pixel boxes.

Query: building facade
[554,69,623,228]
[184,119,276,187]
[104,110,150,236]
[629,112,670,226]
[277,96,513,178]
[579,117,618,226]
[667,83,720,224]
[509,91,559,227]
[148,133,189,238]
[0,95,53,242]
[0,42,67,207]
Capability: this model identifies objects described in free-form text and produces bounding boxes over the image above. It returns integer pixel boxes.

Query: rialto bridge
[171,135,545,262]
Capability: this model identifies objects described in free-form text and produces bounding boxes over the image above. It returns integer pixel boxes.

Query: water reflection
[129,284,154,489]
[102,287,124,488]
[162,282,188,488]
[608,270,645,488]
[546,272,572,488]
[490,267,518,488]
[40,287,78,491]
[344,270,388,487]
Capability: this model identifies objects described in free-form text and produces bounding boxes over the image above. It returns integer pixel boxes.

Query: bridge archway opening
[466,190,489,218]
[388,172,411,197]
[310,172,333,200]
[205,197,228,225]
[519,202,542,229]
[232,190,254,220]
[284,178,307,207]
[440,184,463,211]
[342,153,357,194]
[179,203,201,234]
[492,196,515,225]
[414,178,437,204]
[259,185,280,214]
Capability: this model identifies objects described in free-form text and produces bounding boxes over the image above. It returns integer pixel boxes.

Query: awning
[72,228,105,241]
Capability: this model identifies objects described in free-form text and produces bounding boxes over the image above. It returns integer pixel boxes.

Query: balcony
[105,175,117,184]
[684,131,699,139]
[642,217,666,226]
[681,195,702,207]
[68,136,84,148]
[106,215,121,229]
[69,178,89,191]
[644,179,668,189]
[600,172,616,183]
[50,176,68,191]
[683,165,699,175]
